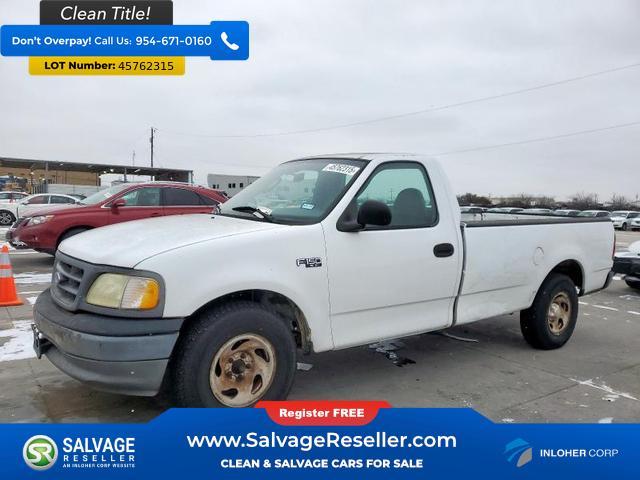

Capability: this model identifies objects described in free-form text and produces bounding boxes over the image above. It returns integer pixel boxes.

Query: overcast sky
[1,0,639,200]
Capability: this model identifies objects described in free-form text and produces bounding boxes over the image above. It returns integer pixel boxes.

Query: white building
[207,174,260,197]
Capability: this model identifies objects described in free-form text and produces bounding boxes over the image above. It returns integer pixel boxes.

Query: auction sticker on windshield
[322,164,361,176]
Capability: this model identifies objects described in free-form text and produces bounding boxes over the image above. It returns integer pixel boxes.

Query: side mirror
[110,198,126,209]
[338,200,392,232]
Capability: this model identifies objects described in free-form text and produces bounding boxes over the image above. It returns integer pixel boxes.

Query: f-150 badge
[296,257,322,268]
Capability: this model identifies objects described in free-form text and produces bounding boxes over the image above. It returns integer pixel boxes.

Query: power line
[432,120,640,156]
[158,61,640,139]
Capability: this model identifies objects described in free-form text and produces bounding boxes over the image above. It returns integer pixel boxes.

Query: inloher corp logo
[23,435,59,471]
[504,438,533,468]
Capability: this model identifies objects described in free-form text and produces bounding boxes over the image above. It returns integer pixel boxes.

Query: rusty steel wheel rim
[209,334,276,407]
[547,292,571,335]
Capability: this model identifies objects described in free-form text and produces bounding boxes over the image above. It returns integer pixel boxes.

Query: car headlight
[86,273,160,310]
[28,215,54,226]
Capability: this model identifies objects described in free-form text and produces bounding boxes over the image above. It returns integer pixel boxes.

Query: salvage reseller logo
[23,435,58,470]
[23,436,136,470]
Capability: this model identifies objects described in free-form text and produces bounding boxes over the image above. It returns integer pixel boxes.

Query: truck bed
[454,215,613,326]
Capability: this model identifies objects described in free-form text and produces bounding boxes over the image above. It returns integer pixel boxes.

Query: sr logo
[23,435,58,470]
[296,257,322,268]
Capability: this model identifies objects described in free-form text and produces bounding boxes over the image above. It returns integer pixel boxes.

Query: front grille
[51,253,91,310]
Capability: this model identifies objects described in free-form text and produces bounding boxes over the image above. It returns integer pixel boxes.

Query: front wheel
[621,223,628,231]
[171,301,297,407]
[520,273,578,350]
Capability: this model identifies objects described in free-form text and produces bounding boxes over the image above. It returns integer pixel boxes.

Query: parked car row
[5,182,227,254]
[460,206,640,230]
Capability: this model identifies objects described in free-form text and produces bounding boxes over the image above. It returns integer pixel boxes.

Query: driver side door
[324,162,461,349]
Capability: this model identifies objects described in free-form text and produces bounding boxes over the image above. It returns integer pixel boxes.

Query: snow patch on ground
[570,378,638,402]
[0,320,35,362]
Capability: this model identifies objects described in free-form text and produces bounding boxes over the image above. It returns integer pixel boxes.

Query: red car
[6,182,226,254]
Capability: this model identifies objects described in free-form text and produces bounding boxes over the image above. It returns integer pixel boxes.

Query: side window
[0,193,12,201]
[27,195,47,205]
[352,162,438,228]
[198,194,218,206]
[119,188,161,207]
[51,195,75,204]
[163,187,202,206]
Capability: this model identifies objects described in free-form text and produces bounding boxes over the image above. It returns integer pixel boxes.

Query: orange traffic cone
[0,245,23,306]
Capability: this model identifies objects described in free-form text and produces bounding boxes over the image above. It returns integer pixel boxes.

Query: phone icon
[220,32,239,51]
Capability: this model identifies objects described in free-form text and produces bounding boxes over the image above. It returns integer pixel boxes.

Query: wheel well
[186,290,312,353]
[549,260,584,294]
[57,226,92,246]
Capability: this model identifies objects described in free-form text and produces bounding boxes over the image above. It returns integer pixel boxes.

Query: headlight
[86,273,160,310]
[28,215,54,226]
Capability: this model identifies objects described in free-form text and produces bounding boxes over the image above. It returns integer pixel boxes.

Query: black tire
[625,276,640,290]
[171,301,297,407]
[622,223,628,231]
[520,273,578,350]
[58,227,89,246]
[0,210,16,226]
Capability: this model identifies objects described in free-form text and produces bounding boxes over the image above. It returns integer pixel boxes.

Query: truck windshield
[79,184,131,205]
[218,158,367,224]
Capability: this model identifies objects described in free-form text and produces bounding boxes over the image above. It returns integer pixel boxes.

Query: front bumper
[33,289,184,396]
[5,227,28,249]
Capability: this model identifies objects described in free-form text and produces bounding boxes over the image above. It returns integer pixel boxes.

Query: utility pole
[132,150,136,167]
[149,127,155,168]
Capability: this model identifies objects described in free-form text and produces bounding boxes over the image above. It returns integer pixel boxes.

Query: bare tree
[535,196,557,209]
[567,192,600,210]
[457,193,492,206]
[609,194,632,210]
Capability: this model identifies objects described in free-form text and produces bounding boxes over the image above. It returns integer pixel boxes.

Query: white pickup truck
[33,154,615,407]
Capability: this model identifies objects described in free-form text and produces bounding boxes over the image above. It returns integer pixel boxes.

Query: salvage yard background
[0,229,638,423]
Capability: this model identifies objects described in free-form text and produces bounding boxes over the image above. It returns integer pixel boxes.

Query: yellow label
[29,57,185,75]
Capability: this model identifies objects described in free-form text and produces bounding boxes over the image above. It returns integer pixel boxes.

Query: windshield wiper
[231,206,274,222]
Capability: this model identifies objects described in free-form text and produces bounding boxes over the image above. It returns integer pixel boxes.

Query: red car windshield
[79,184,132,205]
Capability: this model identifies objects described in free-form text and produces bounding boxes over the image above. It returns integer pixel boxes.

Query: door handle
[433,243,454,258]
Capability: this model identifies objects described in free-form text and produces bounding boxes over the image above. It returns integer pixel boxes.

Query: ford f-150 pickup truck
[32,154,615,407]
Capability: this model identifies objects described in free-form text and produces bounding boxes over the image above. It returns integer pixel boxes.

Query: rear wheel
[520,273,578,350]
[0,210,15,226]
[172,301,297,407]
[625,276,640,290]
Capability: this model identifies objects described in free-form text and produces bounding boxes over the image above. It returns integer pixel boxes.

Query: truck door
[324,161,461,348]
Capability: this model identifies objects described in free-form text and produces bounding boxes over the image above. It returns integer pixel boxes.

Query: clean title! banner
[0,22,249,60]
[40,1,174,25]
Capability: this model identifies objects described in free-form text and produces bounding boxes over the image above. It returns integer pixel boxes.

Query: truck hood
[59,214,283,268]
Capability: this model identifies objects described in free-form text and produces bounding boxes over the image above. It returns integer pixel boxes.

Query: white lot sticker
[0,320,35,362]
[322,163,361,176]
[301,203,315,210]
